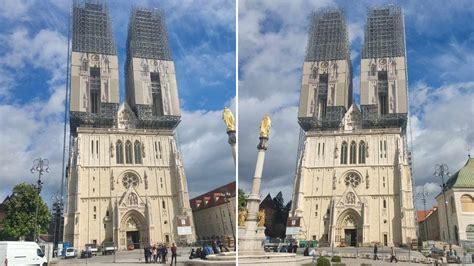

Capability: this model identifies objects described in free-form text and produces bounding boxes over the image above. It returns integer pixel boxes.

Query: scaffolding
[362,5,405,59]
[72,0,116,55]
[305,8,350,62]
[126,7,172,61]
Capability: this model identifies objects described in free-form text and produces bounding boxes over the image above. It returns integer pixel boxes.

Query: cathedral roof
[446,157,474,189]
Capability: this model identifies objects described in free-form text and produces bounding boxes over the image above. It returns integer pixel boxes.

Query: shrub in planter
[331,256,342,262]
[316,256,331,266]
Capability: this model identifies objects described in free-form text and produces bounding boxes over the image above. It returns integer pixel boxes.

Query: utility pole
[434,164,450,245]
[417,187,429,241]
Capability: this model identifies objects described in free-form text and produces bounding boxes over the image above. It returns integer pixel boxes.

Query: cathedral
[63,1,195,250]
[289,6,416,247]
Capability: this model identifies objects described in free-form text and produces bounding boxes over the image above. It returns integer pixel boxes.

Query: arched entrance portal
[120,210,148,249]
[335,209,362,247]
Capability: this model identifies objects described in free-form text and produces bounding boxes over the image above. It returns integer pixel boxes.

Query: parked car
[101,242,117,255]
[428,247,444,259]
[0,241,47,266]
[85,244,98,256]
[80,248,92,258]
[65,247,77,259]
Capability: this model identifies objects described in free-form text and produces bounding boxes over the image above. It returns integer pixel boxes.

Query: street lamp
[434,164,450,244]
[417,187,429,241]
[219,192,236,248]
[31,158,50,242]
[52,194,63,250]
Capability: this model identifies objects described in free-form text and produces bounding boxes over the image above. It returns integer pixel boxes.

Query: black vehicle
[80,249,92,259]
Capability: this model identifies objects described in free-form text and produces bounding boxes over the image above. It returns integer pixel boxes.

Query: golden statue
[238,208,247,226]
[257,209,266,227]
[222,107,236,131]
[259,114,271,138]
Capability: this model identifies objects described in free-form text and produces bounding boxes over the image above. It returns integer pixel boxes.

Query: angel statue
[257,209,266,227]
[259,114,272,138]
[222,107,236,131]
[238,208,247,227]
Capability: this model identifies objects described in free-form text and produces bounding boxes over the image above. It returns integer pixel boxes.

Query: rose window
[344,173,361,187]
[122,173,139,188]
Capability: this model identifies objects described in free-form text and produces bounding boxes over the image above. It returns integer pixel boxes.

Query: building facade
[190,182,236,246]
[436,158,474,245]
[64,1,195,250]
[290,6,416,247]
[417,207,440,241]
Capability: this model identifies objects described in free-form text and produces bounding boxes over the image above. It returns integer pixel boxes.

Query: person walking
[162,244,168,263]
[144,244,150,263]
[390,247,398,263]
[152,245,158,263]
[373,244,379,260]
[170,243,178,265]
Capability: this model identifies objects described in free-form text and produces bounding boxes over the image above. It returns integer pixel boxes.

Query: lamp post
[52,194,63,250]
[31,158,50,242]
[220,192,236,248]
[417,187,429,241]
[434,164,450,244]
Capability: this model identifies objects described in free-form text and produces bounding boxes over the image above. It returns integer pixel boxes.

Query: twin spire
[298,5,408,132]
[69,0,181,133]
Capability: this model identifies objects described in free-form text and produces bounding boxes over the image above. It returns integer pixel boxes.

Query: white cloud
[0,0,33,20]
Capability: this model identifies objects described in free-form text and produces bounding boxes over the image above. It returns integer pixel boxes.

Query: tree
[0,183,51,241]
[238,189,247,210]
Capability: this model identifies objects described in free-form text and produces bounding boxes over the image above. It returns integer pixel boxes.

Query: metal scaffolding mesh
[305,8,350,61]
[362,5,405,59]
[72,0,116,55]
[126,7,172,61]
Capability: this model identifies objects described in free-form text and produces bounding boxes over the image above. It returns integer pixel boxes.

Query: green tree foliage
[0,183,51,241]
[238,189,247,210]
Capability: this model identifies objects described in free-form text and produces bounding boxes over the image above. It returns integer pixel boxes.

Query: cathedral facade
[63,2,195,250]
[290,6,416,247]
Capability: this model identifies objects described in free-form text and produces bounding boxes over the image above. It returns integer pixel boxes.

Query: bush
[331,256,341,262]
[316,257,331,266]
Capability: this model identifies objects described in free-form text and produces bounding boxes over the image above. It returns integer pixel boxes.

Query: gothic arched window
[359,141,366,164]
[344,173,361,187]
[122,173,139,188]
[134,141,142,164]
[340,142,348,164]
[350,141,356,164]
[116,140,124,164]
[125,140,133,164]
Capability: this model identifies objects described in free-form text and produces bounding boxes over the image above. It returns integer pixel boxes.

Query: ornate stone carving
[257,209,265,227]
[238,208,247,227]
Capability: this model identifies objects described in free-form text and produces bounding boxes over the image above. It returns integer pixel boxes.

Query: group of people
[189,241,230,260]
[143,243,178,265]
[373,244,398,263]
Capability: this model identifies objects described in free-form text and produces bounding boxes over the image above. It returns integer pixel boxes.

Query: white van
[0,241,47,266]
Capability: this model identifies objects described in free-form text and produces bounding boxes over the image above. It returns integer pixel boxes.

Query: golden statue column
[239,114,272,254]
[222,107,236,164]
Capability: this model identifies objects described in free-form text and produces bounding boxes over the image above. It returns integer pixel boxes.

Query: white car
[65,247,77,259]
[0,241,47,266]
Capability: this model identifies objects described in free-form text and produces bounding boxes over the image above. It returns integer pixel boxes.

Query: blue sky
[238,0,474,209]
[0,0,236,203]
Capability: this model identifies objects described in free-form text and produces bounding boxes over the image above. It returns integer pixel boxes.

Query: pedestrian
[148,245,153,263]
[309,246,317,263]
[152,245,158,263]
[287,242,293,253]
[390,247,398,263]
[144,244,150,263]
[373,243,378,260]
[162,244,168,263]
[292,242,298,253]
[170,243,177,265]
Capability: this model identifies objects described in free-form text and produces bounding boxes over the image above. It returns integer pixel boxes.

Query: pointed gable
[119,185,145,208]
[341,104,362,131]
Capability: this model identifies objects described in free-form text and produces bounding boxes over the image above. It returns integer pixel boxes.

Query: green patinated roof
[446,158,474,189]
